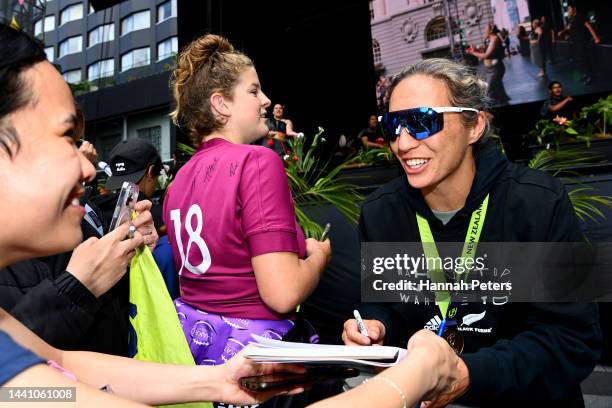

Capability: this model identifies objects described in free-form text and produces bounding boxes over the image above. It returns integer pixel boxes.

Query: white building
[370,0,495,77]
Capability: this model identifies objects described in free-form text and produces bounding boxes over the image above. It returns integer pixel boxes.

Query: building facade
[32,0,178,161]
[369,0,494,78]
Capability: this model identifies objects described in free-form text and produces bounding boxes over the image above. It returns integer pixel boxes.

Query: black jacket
[360,141,601,407]
[0,193,130,356]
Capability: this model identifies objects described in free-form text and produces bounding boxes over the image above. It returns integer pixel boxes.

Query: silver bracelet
[363,376,407,408]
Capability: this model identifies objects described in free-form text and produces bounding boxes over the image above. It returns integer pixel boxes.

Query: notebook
[244,335,407,368]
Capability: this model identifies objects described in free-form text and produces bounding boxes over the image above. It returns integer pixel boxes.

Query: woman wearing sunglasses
[343,58,600,406]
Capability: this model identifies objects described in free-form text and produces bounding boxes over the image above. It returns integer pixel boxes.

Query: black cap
[105,138,161,191]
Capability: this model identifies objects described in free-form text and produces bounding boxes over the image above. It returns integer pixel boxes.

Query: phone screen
[239,367,359,392]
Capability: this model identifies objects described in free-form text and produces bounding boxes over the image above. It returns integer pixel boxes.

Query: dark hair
[0,24,47,157]
[548,81,561,90]
[170,34,253,147]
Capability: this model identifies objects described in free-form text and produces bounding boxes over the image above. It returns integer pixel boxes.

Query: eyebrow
[61,113,83,140]
[62,114,78,127]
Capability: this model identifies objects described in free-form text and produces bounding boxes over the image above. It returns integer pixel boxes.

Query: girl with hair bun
[165,34,331,366]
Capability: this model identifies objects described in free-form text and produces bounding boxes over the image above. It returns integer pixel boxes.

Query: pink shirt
[163,138,306,320]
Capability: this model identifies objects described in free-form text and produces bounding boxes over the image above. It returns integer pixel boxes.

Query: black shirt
[540,96,575,119]
[358,127,381,143]
[568,13,588,43]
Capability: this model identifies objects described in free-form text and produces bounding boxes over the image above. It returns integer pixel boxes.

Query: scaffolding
[0,0,46,35]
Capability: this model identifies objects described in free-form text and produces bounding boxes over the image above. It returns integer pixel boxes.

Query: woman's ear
[468,111,488,145]
[210,92,231,122]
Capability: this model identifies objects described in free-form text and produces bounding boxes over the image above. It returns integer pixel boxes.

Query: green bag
[129,246,212,408]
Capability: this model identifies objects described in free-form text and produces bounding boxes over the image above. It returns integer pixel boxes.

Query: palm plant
[352,144,396,166]
[285,127,363,238]
[528,148,612,223]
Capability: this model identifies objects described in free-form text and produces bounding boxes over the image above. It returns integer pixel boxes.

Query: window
[121,10,150,35]
[44,46,54,62]
[88,59,114,80]
[157,37,177,61]
[88,24,114,47]
[44,15,55,32]
[60,3,84,25]
[97,134,122,162]
[59,35,83,58]
[121,47,150,71]
[63,69,82,84]
[425,16,458,42]
[372,39,381,64]
[157,0,176,23]
[89,4,95,14]
[369,1,374,20]
[34,19,42,36]
[136,127,161,152]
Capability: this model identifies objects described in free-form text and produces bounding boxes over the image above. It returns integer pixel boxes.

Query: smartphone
[108,181,139,231]
[320,223,331,241]
[239,367,359,392]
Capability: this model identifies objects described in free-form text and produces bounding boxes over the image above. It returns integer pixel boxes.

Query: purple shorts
[175,299,294,365]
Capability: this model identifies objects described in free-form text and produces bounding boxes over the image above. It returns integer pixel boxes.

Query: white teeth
[71,198,80,206]
[406,159,429,168]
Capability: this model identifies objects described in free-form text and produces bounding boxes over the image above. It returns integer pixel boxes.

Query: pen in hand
[353,309,369,338]
[320,223,331,241]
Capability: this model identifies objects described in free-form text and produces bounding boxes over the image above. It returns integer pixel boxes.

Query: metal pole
[443,0,455,57]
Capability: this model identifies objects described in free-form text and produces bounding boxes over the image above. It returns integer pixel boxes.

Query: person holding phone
[0,103,158,355]
[166,34,331,369]
[0,22,312,407]
[342,58,600,406]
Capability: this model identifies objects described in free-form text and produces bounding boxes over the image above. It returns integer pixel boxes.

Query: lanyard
[416,194,489,319]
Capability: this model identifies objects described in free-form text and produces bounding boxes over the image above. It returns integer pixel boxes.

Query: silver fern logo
[461,311,487,326]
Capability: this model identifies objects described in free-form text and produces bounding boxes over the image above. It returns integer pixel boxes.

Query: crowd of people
[0,9,604,408]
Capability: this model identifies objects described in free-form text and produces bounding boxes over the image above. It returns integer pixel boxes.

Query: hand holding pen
[342,310,387,346]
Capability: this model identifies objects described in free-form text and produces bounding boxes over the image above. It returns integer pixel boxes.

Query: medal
[442,326,465,354]
[417,195,490,356]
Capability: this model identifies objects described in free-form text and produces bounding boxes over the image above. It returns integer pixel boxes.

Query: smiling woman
[343,58,602,407]
[0,41,95,264]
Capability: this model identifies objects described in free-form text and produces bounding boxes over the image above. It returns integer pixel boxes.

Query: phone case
[109,181,139,231]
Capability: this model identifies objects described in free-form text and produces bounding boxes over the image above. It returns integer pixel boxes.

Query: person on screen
[466,24,510,106]
[558,3,601,84]
[529,19,546,78]
[341,58,601,407]
[516,25,530,57]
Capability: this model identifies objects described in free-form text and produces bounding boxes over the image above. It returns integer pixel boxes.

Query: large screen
[369,0,609,110]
